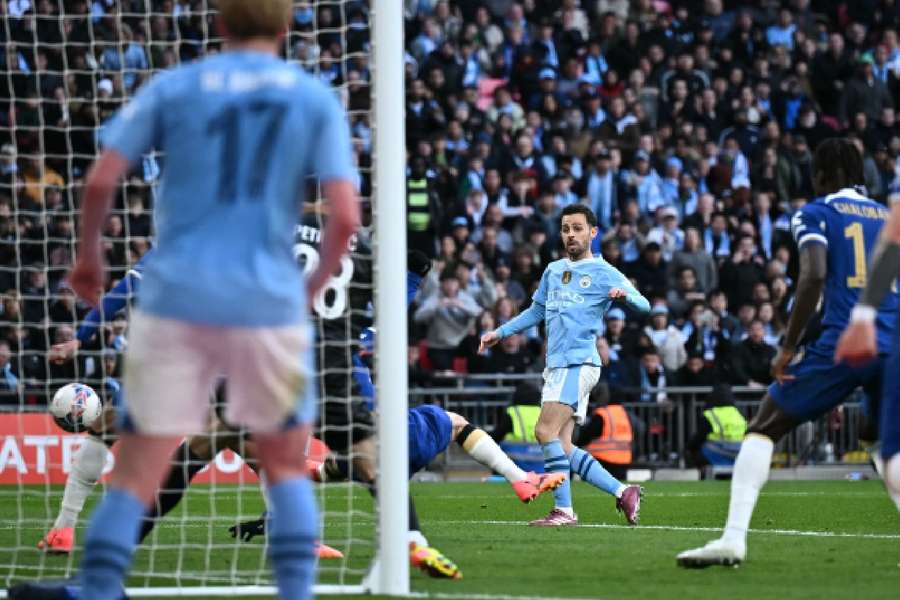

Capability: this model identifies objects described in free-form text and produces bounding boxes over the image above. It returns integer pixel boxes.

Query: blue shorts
[769,345,884,423]
[408,405,453,475]
[881,334,900,460]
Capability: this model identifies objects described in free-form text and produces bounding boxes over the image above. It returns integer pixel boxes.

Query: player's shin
[457,424,527,482]
[79,488,145,600]
[567,447,625,497]
[56,436,107,529]
[722,433,774,544]
[541,439,573,510]
[266,477,318,600]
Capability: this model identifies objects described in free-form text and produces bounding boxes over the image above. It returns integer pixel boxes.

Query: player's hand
[834,320,877,367]
[608,288,627,300]
[771,347,795,384]
[68,253,105,306]
[228,518,266,542]
[478,330,501,354]
[49,340,80,364]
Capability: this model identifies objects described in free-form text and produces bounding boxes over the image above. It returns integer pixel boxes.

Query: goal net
[0,0,406,596]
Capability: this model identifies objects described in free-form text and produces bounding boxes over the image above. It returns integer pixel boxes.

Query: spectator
[585,149,619,233]
[840,56,894,128]
[644,304,687,372]
[666,266,707,321]
[0,340,19,395]
[719,235,766,310]
[646,206,685,262]
[479,333,535,374]
[676,351,718,387]
[730,319,776,387]
[413,267,482,371]
[668,227,717,294]
[627,241,668,300]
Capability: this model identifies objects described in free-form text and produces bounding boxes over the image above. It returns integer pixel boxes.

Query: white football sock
[886,455,900,511]
[461,429,527,483]
[722,434,774,544]
[408,530,428,548]
[54,436,108,529]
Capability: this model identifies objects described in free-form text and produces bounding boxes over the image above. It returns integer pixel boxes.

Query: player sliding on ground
[480,204,649,527]
[835,181,900,511]
[66,1,359,598]
[677,138,899,568]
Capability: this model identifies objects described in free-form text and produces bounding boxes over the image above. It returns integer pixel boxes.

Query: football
[49,383,103,433]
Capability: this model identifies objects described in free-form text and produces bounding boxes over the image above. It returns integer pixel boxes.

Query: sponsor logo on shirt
[546,289,585,310]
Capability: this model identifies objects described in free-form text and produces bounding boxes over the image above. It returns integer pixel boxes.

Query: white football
[50,383,103,432]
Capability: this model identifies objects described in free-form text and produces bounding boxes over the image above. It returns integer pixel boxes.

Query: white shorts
[121,310,315,435]
[541,364,602,425]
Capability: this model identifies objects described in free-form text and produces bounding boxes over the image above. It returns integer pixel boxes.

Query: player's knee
[71,436,108,485]
[447,411,469,440]
[352,455,377,484]
[746,397,795,444]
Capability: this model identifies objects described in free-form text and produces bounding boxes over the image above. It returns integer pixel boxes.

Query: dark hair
[813,137,865,193]
[560,203,597,227]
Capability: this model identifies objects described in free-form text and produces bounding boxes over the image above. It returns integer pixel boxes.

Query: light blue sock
[79,487,144,600]
[267,477,318,600]
[568,447,624,496]
[541,439,572,509]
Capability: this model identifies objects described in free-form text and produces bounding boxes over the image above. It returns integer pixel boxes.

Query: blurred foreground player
[678,139,899,567]
[480,204,649,527]
[68,1,359,598]
[835,181,900,510]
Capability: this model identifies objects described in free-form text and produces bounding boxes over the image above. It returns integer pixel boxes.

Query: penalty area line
[446,520,900,540]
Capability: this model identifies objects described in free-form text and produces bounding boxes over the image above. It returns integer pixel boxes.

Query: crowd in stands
[0,1,899,403]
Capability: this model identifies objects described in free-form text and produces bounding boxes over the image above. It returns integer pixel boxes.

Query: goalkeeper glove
[228,516,266,542]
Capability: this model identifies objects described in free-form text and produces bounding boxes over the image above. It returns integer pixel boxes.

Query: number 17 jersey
[791,187,899,353]
[100,50,356,328]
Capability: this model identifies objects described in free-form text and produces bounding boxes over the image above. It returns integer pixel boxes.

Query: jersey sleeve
[312,89,356,184]
[791,204,828,249]
[532,268,550,305]
[100,74,166,165]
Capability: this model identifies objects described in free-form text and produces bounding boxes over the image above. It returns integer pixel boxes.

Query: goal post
[0,0,408,596]
[372,0,410,594]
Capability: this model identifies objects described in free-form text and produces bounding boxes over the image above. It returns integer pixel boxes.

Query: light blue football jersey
[100,50,356,327]
[497,257,650,368]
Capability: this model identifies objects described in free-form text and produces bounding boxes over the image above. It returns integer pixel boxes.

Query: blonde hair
[218,0,292,40]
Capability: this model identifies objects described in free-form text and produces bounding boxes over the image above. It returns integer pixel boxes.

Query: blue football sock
[541,439,572,509]
[79,487,145,600]
[568,447,623,496]
[267,477,318,600]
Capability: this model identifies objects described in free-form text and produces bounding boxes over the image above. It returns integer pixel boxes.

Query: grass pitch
[1,480,898,599]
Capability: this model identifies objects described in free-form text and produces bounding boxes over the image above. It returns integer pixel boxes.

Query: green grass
[1,480,898,599]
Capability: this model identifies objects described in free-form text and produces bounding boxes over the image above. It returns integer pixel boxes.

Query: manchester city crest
[579,275,591,288]
[562,271,572,284]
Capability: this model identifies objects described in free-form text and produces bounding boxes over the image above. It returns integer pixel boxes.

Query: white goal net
[0,0,405,596]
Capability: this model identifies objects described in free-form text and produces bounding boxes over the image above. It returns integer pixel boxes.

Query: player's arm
[307,90,360,299]
[52,268,141,363]
[610,271,651,314]
[836,200,900,365]
[773,243,827,380]
[70,76,162,305]
[308,180,359,299]
[69,151,133,305]
[480,272,548,353]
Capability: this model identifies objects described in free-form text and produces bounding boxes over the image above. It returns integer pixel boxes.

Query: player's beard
[566,239,589,260]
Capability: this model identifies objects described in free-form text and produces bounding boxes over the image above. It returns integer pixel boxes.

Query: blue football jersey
[100,50,356,327]
[791,188,899,353]
[498,257,650,368]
